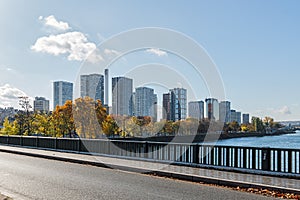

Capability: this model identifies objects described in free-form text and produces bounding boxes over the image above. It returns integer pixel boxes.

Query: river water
[211,131,300,149]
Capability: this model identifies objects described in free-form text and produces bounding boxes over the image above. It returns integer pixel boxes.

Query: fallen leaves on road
[235,187,300,199]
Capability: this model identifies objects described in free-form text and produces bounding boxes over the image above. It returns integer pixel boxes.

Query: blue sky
[0,0,299,121]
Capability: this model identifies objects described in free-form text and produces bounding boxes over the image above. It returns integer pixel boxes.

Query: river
[211,131,300,149]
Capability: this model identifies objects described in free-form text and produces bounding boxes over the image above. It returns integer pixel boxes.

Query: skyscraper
[80,73,104,103]
[230,110,241,124]
[188,101,204,120]
[134,87,157,121]
[152,94,158,122]
[104,69,109,106]
[53,81,73,109]
[205,98,219,120]
[170,88,187,121]
[242,113,250,124]
[162,93,171,121]
[33,97,49,113]
[219,101,231,123]
[112,76,133,116]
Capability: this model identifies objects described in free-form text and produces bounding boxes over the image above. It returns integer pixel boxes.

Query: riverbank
[112,130,296,143]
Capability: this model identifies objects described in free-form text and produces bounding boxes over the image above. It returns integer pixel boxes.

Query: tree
[102,115,120,137]
[228,121,240,132]
[134,116,152,136]
[123,116,139,137]
[0,118,18,135]
[52,100,75,137]
[177,118,199,135]
[31,113,52,136]
[252,117,265,133]
[161,121,176,135]
[198,119,210,134]
[73,97,107,138]
[263,116,275,128]
[18,96,33,135]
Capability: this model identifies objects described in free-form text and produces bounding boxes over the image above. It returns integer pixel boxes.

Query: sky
[0,0,299,121]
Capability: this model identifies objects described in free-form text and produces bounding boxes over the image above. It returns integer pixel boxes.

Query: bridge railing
[0,135,299,175]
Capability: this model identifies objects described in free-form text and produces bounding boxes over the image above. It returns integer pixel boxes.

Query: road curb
[0,147,299,195]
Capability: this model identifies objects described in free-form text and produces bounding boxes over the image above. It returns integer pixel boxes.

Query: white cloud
[39,15,70,31]
[278,106,291,115]
[104,49,120,56]
[146,48,167,57]
[31,31,103,63]
[0,84,28,108]
[0,66,15,72]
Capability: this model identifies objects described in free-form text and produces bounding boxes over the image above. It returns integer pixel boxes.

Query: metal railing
[0,135,299,175]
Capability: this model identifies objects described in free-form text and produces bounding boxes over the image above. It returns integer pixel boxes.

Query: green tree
[252,117,265,132]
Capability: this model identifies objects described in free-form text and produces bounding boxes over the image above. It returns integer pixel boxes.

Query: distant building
[205,98,219,120]
[242,113,250,124]
[230,110,241,124]
[0,107,18,122]
[134,87,157,121]
[111,76,133,116]
[80,73,104,103]
[162,88,187,121]
[53,81,73,109]
[152,94,158,122]
[170,88,187,121]
[219,101,231,123]
[162,93,171,120]
[104,69,109,106]
[188,101,204,120]
[34,97,49,113]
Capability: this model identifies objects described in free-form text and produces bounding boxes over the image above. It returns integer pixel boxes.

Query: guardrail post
[54,138,57,149]
[288,150,293,173]
[277,150,282,172]
[144,142,148,159]
[262,148,271,171]
[77,138,81,152]
[193,144,199,164]
[36,136,39,147]
[20,136,23,146]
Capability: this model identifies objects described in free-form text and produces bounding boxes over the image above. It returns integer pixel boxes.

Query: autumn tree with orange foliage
[52,100,75,137]
[73,96,107,138]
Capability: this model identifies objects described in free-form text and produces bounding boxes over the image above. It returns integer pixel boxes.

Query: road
[0,152,274,200]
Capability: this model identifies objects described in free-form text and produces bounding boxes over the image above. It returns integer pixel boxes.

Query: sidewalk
[0,145,299,194]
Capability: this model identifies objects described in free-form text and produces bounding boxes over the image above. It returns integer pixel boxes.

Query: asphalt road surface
[0,152,274,200]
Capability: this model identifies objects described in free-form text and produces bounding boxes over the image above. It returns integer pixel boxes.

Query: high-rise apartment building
[134,87,157,121]
[162,93,171,121]
[34,97,49,113]
[152,94,158,122]
[230,109,241,124]
[219,101,231,123]
[104,69,109,106]
[111,76,133,116]
[242,113,250,124]
[205,98,219,120]
[53,81,73,109]
[188,101,204,120]
[164,88,187,121]
[80,74,104,103]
